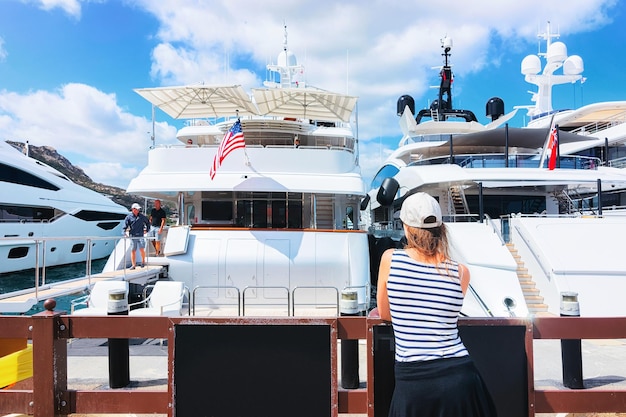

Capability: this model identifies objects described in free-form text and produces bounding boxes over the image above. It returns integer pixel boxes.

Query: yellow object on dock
[0,344,33,388]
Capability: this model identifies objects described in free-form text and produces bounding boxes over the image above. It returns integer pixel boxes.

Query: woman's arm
[376,249,394,322]
[458,263,471,295]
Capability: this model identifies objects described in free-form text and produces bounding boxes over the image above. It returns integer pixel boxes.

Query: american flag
[209,119,245,179]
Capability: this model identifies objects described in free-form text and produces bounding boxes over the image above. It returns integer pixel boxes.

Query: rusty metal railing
[3,300,626,416]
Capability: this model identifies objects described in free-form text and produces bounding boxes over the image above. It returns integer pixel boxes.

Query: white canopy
[252,88,358,122]
[134,84,259,119]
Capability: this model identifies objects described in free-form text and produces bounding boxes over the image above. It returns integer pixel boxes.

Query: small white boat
[365,25,626,317]
[103,27,370,316]
[0,140,128,274]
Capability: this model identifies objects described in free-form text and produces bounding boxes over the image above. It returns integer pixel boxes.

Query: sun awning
[134,84,259,119]
[252,87,357,122]
[450,127,592,148]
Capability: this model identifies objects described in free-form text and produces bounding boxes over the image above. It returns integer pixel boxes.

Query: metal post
[597,179,603,216]
[560,292,584,389]
[340,289,360,389]
[108,289,130,388]
[478,182,484,223]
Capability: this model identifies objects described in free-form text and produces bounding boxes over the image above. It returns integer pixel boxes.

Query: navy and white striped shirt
[387,250,468,362]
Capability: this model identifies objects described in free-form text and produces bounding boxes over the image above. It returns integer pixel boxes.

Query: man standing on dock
[149,199,167,256]
[124,203,150,269]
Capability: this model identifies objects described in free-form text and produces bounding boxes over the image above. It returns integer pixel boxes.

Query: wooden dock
[0,265,165,314]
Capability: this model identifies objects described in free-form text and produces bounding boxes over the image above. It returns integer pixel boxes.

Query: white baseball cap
[131,203,141,210]
[399,192,442,228]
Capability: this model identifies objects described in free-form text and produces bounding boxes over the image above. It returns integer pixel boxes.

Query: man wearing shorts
[148,199,167,256]
[124,203,150,269]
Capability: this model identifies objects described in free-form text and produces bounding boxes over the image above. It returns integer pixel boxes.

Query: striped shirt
[387,250,468,362]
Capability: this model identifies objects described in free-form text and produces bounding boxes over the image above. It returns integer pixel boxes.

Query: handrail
[512,221,553,280]
[241,286,290,316]
[192,285,241,316]
[4,310,626,416]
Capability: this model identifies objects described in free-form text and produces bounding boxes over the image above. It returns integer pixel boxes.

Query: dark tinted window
[74,210,126,221]
[0,163,60,190]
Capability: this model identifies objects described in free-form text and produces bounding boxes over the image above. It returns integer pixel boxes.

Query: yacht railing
[570,110,626,136]
[608,155,626,168]
[6,312,626,416]
[0,234,156,291]
[511,219,554,281]
[162,142,355,153]
[408,153,601,170]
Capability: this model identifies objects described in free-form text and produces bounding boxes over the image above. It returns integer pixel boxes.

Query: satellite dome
[547,41,567,63]
[563,55,584,75]
[521,55,541,75]
[277,50,298,67]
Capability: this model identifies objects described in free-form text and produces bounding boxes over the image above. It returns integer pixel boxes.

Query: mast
[521,21,584,119]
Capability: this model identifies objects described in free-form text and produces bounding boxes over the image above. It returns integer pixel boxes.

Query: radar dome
[563,55,584,75]
[277,50,298,67]
[521,55,541,75]
[547,41,567,63]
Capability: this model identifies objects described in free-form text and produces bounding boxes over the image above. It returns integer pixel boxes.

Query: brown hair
[403,223,450,262]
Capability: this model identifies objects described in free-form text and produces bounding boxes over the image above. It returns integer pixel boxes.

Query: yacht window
[0,205,57,221]
[370,165,400,189]
[8,247,29,259]
[288,200,303,228]
[187,205,196,224]
[74,210,126,221]
[272,200,287,228]
[97,221,122,230]
[345,206,355,229]
[71,243,85,253]
[234,192,303,229]
[0,163,60,190]
[201,201,233,222]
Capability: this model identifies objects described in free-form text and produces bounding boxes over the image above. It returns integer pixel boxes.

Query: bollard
[340,289,361,389]
[560,291,584,389]
[108,288,130,388]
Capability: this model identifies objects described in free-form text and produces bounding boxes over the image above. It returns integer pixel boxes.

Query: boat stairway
[449,185,470,215]
[0,265,165,314]
[505,242,549,315]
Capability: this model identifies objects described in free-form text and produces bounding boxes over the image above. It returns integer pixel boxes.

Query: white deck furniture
[129,281,185,316]
[71,280,129,315]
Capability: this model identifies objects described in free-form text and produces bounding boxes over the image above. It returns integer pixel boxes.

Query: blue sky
[0,0,624,188]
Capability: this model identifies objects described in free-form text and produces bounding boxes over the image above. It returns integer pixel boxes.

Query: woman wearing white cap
[376,192,497,417]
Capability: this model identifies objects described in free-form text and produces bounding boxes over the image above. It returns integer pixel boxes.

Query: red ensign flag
[547,126,559,170]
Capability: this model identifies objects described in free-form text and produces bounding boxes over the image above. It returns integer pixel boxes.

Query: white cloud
[135,0,615,147]
[27,0,84,18]
[0,83,178,188]
[3,0,620,189]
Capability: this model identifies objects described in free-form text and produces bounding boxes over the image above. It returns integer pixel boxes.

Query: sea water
[0,258,108,314]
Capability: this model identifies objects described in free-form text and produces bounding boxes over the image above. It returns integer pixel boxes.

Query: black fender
[376,177,399,207]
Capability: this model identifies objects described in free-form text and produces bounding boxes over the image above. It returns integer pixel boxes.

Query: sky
[0,0,624,189]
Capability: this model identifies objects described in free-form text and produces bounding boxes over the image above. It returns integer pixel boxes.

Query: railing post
[31,299,68,417]
[108,289,130,388]
[560,292,584,389]
[340,289,361,389]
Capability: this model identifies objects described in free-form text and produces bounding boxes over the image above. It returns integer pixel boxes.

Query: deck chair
[71,280,129,316]
[129,281,185,316]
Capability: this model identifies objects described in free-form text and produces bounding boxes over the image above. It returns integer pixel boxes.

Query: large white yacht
[103,28,370,316]
[365,26,626,317]
[0,140,128,274]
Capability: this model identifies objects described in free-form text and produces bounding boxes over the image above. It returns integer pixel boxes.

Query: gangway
[0,265,164,314]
